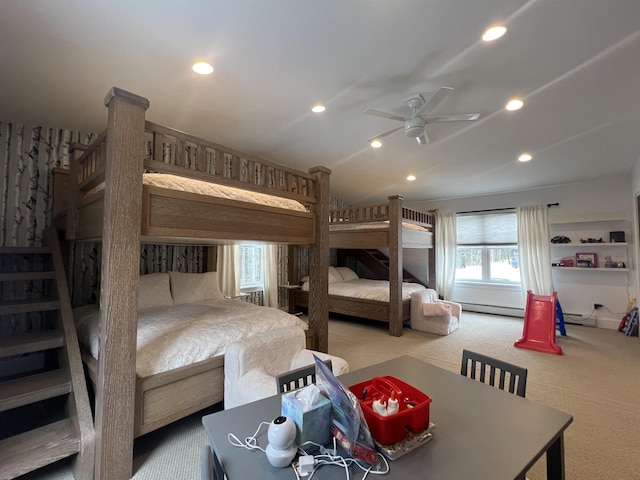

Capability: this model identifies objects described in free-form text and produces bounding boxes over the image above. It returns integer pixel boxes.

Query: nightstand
[279,284,301,314]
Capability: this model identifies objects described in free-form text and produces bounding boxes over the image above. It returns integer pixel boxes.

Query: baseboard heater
[562,312,597,327]
[460,303,524,318]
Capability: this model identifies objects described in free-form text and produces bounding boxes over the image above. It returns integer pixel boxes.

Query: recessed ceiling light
[192,61,214,75]
[482,25,507,42]
[518,153,533,162]
[407,174,416,181]
[370,139,382,148]
[506,98,524,111]
[311,104,326,113]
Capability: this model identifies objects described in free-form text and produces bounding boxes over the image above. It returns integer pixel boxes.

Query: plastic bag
[313,354,378,464]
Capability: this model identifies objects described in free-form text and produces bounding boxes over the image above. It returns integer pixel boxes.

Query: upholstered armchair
[410,289,461,335]
[224,327,349,409]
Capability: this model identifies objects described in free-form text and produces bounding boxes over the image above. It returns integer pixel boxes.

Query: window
[240,245,264,289]
[455,212,520,283]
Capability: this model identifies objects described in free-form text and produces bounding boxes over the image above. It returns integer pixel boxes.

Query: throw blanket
[74,300,308,378]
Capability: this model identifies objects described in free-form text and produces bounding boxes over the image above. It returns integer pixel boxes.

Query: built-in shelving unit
[550,214,630,271]
[548,213,631,329]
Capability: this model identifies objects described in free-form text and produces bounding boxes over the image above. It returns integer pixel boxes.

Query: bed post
[94,88,149,480]
[388,195,403,336]
[308,166,331,352]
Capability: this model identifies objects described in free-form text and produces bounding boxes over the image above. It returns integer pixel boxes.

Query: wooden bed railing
[329,203,434,227]
[70,121,318,208]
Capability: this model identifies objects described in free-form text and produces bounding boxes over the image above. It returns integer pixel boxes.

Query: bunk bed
[290,195,436,337]
[56,88,331,478]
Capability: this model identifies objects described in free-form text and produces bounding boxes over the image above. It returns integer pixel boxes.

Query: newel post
[94,88,149,480]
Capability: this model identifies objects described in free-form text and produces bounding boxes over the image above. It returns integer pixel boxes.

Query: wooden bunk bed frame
[291,195,436,337]
[58,87,331,480]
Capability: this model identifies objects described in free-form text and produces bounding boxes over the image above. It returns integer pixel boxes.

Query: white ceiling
[1,0,639,205]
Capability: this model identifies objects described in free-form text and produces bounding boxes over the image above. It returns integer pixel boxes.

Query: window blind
[457,212,517,245]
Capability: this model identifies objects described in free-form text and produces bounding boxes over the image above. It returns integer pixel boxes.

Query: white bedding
[329,220,429,232]
[74,300,308,378]
[87,173,308,212]
[301,278,427,301]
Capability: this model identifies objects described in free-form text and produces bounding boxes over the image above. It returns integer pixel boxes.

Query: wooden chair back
[276,359,332,393]
[460,349,528,398]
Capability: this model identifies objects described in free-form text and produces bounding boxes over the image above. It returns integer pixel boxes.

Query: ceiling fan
[365,87,480,145]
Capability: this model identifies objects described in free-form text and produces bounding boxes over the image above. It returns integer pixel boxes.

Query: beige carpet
[327,313,640,480]
[21,312,640,479]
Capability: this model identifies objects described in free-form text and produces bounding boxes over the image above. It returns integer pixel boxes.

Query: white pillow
[328,266,343,284]
[335,267,359,281]
[138,273,173,310]
[169,271,224,305]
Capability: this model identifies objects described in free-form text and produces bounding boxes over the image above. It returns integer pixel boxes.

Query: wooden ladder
[0,227,94,479]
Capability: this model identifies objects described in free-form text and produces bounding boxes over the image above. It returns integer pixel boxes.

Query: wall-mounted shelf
[552,267,629,272]
[551,242,628,247]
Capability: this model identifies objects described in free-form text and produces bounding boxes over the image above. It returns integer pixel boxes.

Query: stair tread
[0,369,71,412]
[0,271,56,281]
[0,419,79,479]
[0,298,60,315]
[0,246,51,255]
[0,330,64,358]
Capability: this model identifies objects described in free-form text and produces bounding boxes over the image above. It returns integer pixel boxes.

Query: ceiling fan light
[416,135,428,145]
[405,117,425,138]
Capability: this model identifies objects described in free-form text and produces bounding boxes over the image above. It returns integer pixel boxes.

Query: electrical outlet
[593,303,603,309]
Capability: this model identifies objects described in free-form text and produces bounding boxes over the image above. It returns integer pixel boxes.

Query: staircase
[336,249,428,287]
[0,227,94,479]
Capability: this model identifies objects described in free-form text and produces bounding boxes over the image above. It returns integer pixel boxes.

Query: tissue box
[281,389,331,446]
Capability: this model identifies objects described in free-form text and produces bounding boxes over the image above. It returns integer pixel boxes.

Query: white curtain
[263,244,279,307]
[517,205,554,296]
[436,212,457,300]
[217,245,240,298]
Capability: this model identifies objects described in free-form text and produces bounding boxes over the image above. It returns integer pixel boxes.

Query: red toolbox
[349,376,432,445]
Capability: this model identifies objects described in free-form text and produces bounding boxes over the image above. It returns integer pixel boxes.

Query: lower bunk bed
[74,271,311,437]
[292,266,427,324]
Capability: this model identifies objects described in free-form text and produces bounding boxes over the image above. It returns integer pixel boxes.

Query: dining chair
[276,358,332,393]
[460,349,528,398]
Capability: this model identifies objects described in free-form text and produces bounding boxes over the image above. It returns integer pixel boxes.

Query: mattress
[301,278,427,301]
[329,221,430,232]
[86,172,308,212]
[74,300,308,378]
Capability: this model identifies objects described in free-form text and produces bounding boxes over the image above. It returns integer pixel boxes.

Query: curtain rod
[457,207,515,214]
[457,203,559,215]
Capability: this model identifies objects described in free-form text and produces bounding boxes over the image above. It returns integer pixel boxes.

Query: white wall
[405,175,636,329]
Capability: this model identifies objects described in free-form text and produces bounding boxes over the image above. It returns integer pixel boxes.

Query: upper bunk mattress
[88,172,308,212]
[329,220,429,231]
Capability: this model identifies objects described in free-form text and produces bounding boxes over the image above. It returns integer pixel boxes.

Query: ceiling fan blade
[420,87,454,114]
[416,132,429,145]
[425,113,480,123]
[364,109,406,122]
[367,125,404,143]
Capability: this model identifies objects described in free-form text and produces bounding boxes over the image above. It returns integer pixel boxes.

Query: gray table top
[202,355,573,480]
